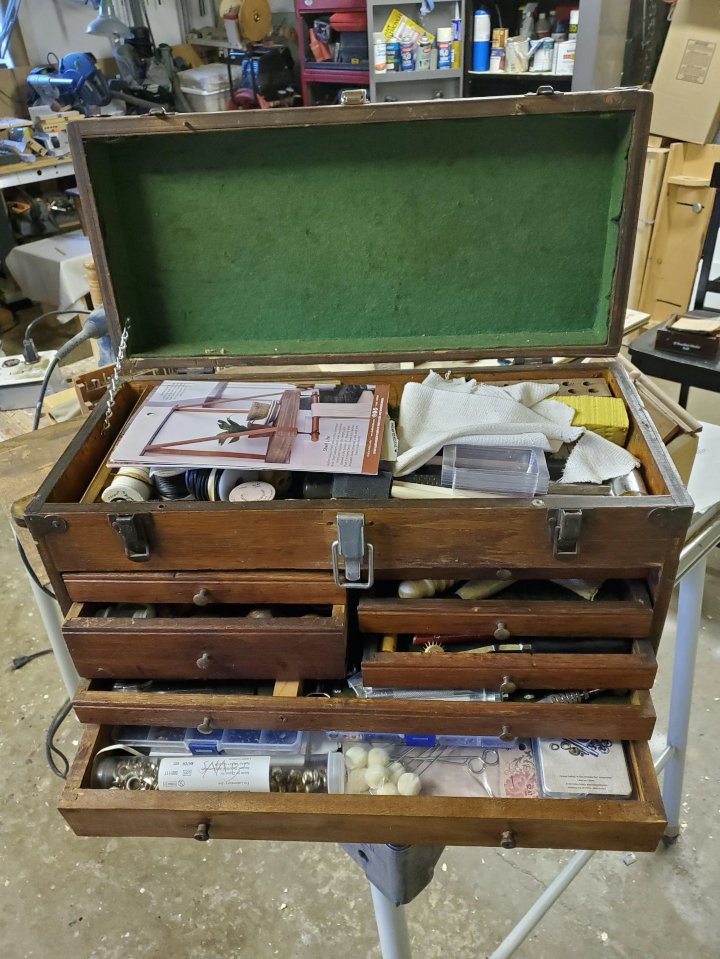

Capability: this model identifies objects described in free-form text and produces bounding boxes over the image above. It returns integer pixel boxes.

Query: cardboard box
[651,0,720,144]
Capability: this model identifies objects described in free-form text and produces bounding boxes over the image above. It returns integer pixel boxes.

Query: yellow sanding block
[555,395,629,445]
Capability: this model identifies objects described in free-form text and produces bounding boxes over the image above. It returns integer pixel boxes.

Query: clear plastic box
[441,444,550,496]
[111,725,305,757]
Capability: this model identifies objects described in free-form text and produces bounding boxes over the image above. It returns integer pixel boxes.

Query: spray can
[417,32,432,70]
[373,32,386,74]
[437,27,453,69]
[472,6,491,72]
[451,4,463,69]
[386,40,400,72]
[400,38,415,70]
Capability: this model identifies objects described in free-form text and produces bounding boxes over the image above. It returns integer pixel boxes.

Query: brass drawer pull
[193,588,211,606]
[194,823,210,842]
[499,676,517,696]
[197,717,213,734]
[499,725,513,742]
[494,622,511,641]
[500,830,516,849]
[196,652,212,670]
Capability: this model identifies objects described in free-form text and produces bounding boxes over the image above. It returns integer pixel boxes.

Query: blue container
[472,6,491,72]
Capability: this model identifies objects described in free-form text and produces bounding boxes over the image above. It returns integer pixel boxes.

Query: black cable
[11,649,51,670]
[14,536,56,599]
[45,698,72,779]
[23,307,91,357]
[31,351,61,430]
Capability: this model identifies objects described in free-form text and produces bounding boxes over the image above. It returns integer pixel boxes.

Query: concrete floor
[1,379,719,959]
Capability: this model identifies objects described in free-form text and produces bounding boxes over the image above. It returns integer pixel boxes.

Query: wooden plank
[356,598,653,639]
[62,571,346,605]
[59,728,665,851]
[71,686,657,740]
[63,610,347,681]
[361,640,658,690]
[639,142,720,324]
[627,146,669,310]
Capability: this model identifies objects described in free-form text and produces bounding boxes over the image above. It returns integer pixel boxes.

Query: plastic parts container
[441,444,550,496]
[111,724,306,756]
[177,64,240,113]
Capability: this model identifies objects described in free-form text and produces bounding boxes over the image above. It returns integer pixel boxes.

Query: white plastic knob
[367,746,390,767]
[397,772,422,796]
[344,745,369,770]
[365,764,389,789]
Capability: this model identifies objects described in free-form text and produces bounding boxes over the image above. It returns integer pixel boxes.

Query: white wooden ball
[377,782,399,795]
[347,768,370,794]
[367,746,390,768]
[344,745,369,770]
[397,772,422,796]
[365,763,389,789]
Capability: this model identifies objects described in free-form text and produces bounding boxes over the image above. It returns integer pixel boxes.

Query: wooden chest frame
[24,90,694,851]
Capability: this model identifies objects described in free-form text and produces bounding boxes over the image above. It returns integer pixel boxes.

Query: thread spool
[102,467,154,503]
[151,468,189,500]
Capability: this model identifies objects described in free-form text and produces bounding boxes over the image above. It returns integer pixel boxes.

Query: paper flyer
[108,379,389,475]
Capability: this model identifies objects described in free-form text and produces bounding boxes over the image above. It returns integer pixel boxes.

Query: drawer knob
[197,717,213,734]
[196,652,212,670]
[193,588,211,607]
[499,675,517,696]
[500,830,516,850]
[194,823,210,842]
[496,568,513,580]
[494,622,511,641]
[499,724,513,742]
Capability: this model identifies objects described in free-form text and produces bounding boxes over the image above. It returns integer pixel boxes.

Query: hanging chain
[102,320,130,433]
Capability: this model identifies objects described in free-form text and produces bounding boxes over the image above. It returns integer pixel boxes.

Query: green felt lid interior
[84,108,634,362]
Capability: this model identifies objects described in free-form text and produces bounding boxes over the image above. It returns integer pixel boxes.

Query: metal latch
[340,89,369,105]
[332,512,374,589]
[548,507,583,558]
[109,513,153,562]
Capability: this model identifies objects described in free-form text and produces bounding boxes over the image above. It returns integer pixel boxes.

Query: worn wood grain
[59,727,665,850]
[71,686,656,740]
[63,606,347,681]
[361,640,657,690]
[357,597,653,639]
[62,571,345,605]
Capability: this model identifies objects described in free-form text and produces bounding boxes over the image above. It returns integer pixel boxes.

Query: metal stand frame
[345,518,720,959]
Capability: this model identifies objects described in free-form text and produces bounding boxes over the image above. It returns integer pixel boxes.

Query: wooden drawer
[357,579,653,640]
[73,681,657,741]
[63,603,347,681]
[62,571,345,606]
[361,639,657,691]
[60,725,666,851]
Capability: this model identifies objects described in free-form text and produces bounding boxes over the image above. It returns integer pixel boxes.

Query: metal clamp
[331,512,374,589]
[108,513,152,562]
[548,507,583,558]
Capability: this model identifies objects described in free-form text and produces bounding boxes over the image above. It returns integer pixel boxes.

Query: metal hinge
[548,507,583,558]
[331,512,374,589]
[26,514,68,536]
[340,89,369,105]
[529,85,562,96]
[109,513,153,562]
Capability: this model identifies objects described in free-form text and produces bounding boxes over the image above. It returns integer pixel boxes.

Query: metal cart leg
[661,556,707,842]
[24,568,79,698]
[370,882,412,959]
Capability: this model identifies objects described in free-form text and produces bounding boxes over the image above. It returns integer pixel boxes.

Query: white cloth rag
[394,371,639,484]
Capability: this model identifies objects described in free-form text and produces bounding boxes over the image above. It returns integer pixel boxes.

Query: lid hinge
[332,512,374,589]
[548,507,583,558]
[109,513,153,562]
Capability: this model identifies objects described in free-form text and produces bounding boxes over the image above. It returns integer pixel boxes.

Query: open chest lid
[69,90,651,370]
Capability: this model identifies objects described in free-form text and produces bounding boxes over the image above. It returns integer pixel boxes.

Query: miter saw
[27,52,111,114]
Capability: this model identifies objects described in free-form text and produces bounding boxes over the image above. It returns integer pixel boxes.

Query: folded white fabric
[394,371,639,484]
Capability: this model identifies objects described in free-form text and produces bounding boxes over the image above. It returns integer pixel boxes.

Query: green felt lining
[85,110,633,360]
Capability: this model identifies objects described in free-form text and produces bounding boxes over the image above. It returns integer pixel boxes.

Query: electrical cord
[14,535,56,599]
[23,308,91,362]
[45,699,72,779]
[31,307,108,431]
[11,649,52,670]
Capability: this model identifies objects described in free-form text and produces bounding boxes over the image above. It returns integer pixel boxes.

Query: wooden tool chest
[26,90,692,852]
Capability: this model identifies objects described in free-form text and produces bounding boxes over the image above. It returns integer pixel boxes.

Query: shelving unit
[295,0,370,105]
[367,0,464,103]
